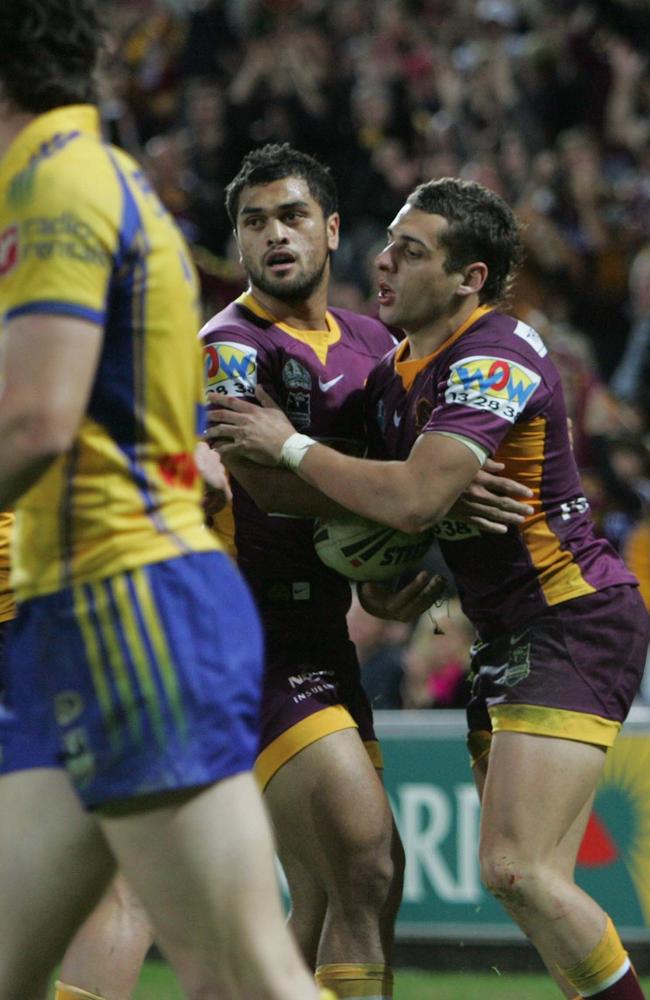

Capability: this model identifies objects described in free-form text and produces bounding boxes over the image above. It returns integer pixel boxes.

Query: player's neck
[404,296,479,359]
[247,284,330,331]
[0,107,35,160]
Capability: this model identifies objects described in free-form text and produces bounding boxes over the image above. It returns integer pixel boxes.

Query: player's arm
[208,394,532,526]
[0,315,102,509]
[451,457,533,532]
[218,450,352,519]
[209,389,481,533]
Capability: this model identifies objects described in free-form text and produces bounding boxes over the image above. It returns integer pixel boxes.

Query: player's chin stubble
[250,255,329,303]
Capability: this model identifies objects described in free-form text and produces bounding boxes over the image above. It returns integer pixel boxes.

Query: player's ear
[327,212,340,252]
[458,262,487,297]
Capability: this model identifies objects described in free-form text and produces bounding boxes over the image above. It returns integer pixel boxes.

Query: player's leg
[471,587,648,999]
[277,845,328,969]
[473,745,594,999]
[56,874,154,1000]
[479,731,644,999]
[97,771,321,1000]
[265,728,403,999]
[56,553,319,1000]
[0,768,115,1000]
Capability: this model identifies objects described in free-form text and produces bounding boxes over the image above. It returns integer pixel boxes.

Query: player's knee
[337,824,400,911]
[479,845,538,912]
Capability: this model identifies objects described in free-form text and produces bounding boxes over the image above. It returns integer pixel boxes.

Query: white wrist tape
[280,433,316,470]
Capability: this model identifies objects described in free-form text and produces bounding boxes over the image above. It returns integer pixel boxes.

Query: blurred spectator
[348,593,475,712]
[610,244,650,421]
[401,601,473,710]
[347,591,410,710]
[624,507,650,613]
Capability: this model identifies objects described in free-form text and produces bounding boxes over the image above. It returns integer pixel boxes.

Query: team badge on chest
[283,358,312,429]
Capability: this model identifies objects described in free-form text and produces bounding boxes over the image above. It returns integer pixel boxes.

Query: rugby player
[201,145,534,1000]
[210,177,650,1000]
[0,3,329,998]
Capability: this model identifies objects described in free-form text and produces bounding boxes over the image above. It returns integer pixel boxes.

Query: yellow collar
[395,305,493,391]
[238,291,341,367]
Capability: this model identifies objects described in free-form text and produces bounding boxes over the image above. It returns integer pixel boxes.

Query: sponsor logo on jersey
[415,397,434,431]
[513,320,547,357]
[204,341,257,397]
[431,518,481,541]
[8,130,81,207]
[19,212,111,267]
[445,355,542,423]
[0,226,19,276]
[158,452,199,489]
[559,496,590,520]
[318,373,344,392]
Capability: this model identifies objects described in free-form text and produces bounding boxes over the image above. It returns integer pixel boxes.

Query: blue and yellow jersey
[0,105,219,601]
[0,511,15,622]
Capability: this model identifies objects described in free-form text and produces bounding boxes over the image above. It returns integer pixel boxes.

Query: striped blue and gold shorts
[1,551,264,807]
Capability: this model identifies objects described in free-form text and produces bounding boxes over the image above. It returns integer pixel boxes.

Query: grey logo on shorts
[62,726,96,786]
[503,640,531,687]
[55,690,84,726]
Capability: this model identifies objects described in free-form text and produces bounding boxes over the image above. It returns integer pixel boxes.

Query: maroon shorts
[255,619,380,789]
[467,585,649,758]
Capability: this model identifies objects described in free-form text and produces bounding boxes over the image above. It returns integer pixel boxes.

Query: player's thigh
[265,728,393,870]
[0,768,114,965]
[480,731,606,859]
[97,772,284,958]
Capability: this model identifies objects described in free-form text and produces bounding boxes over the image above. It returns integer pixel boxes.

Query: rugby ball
[313,514,435,582]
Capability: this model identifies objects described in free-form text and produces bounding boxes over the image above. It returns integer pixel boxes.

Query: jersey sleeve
[424,348,550,454]
[2,152,119,326]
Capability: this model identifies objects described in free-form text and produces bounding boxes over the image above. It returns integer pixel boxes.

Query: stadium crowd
[102,0,650,704]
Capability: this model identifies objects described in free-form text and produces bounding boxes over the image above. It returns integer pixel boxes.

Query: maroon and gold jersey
[200,292,396,627]
[365,306,637,636]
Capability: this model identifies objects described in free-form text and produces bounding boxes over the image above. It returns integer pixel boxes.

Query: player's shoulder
[329,307,397,352]
[448,309,557,376]
[456,309,546,358]
[198,299,267,346]
[3,132,125,257]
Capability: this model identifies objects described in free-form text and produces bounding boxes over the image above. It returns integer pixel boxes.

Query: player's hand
[205,387,293,466]
[450,458,534,534]
[195,441,232,515]
[358,571,446,622]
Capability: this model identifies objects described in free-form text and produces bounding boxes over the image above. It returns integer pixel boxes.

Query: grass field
[126,962,650,999]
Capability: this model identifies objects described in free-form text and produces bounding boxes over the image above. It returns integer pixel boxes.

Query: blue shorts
[1,552,264,808]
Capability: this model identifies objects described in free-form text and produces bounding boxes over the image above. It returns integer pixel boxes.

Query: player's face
[375,206,465,334]
[235,177,339,302]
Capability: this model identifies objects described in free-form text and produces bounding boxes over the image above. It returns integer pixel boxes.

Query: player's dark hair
[0,0,103,114]
[225,143,338,227]
[407,178,524,305]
